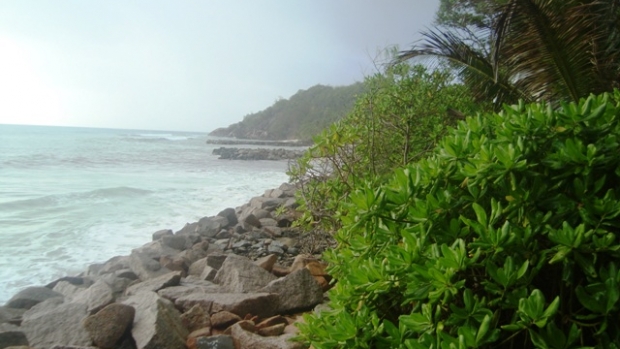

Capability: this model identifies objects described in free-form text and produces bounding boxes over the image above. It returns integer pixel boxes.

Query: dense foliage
[209,83,365,141]
[297,91,620,348]
[401,0,620,108]
[289,64,481,233]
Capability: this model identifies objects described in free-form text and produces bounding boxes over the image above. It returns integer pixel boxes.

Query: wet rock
[210,311,241,329]
[70,280,114,315]
[254,254,277,272]
[5,287,63,310]
[175,293,279,319]
[0,323,29,348]
[123,291,188,349]
[217,208,238,226]
[21,302,91,349]
[161,235,188,250]
[128,252,171,281]
[259,269,323,314]
[196,216,229,238]
[214,256,277,293]
[180,304,210,333]
[0,306,25,326]
[152,229,173,241]
[125,271,182,296]
[257,323,286,337]
[83,303,135,349]
[230,322,304,349]
[52,281,85,300]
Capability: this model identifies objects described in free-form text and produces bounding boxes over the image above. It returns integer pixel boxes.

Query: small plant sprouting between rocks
[297,91,620,348]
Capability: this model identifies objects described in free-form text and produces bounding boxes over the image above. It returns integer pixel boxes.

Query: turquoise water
[0,124,289,303]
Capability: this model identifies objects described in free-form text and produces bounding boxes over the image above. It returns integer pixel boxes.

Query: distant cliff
[209,83,365,141]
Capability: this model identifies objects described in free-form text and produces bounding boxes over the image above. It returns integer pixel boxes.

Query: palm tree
[400,0,620,107]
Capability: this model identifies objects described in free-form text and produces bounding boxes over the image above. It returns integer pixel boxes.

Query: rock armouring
[0,182,334,349]
[212,147,305,161]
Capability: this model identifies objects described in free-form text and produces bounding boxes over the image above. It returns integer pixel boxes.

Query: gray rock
[242,213,261,228]
[161,235,188,250]
[128,252,171,281]
[259,218,278,227]
[157,284,224,304]
[95,256,131,276]
[45,276,89,290]
[175,293,279,318]
[5,287,63,310]
[192,335,234,349]
[264,188,284,199]
[259,268,324,313]
[131,241,179,261]
[52,281,85,300]
[70,280,114,315]
[123,291,188,349]
[0,323,28,348]
[217,208,238,226]
[83,303,135,349]
[175,221,199,236]
[0,306,25,326]
[196,216,229,238]
[214,256,277,293]
[125,271,182,296]
[99,274,134,298]
[267,245,284,255]
[152,229,173,241]
[21,302,91,349]
[200,266,218,282]
[188,257,209,277]
[230,322,304,349]
[253,209,272,220]
[206,253,229,270]
[180,304,211,333]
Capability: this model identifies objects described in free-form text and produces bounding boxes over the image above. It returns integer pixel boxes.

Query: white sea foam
[0,124,290,303]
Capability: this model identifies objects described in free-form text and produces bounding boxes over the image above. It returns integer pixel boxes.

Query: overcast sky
[0,1,439,132]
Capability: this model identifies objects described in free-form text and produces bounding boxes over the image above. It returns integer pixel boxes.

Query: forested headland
[209,83,365,141]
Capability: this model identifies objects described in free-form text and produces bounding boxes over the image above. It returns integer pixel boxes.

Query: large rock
[259,268,324,313]
[249,197,284,211]
[5,287,63,310]
[0,306,24,326]
[128,252,171,281]
[83,303,135,349]
[125,271,182,296]
[70,280,114,315]
[196,216,229,238]
[123,292,188,349]
[180,304,210,333]
[214,256,277,293]
[21,302,91,349]
[187,257,209,277]
[52,281,85,300]
[157,284,224,304]
[175,293,278,319]
[230,323,304,349]
[206,254,229,270]
[0,323,28,348]
[217,208,238,226]
[161,235,189,250]
[152,229,173,241]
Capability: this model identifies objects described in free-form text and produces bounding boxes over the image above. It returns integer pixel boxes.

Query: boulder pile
[0,183,333,349]
[212,147,304,161]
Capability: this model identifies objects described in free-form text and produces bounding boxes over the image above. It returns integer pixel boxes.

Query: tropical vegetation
[292,0,620,348]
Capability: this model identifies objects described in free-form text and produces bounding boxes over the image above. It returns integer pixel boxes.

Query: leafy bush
[289,64,481,233]
[298,91,620,348]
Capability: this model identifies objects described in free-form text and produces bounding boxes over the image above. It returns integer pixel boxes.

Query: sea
[0,124,290,304]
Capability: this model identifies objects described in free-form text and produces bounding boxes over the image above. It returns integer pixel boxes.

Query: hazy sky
[0,1,439,132]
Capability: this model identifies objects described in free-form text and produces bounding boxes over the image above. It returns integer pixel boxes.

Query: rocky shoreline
[206,139,311,147]
[212,147,305,161]
[0,183,333,349]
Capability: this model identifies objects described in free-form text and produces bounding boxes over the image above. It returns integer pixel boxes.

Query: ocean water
[0,124,290,304]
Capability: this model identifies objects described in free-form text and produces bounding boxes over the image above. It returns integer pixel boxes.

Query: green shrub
[289,64,481,233]
[298,91,620,348]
